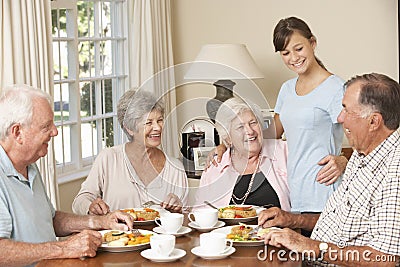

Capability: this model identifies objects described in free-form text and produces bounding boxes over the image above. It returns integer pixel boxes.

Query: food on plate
[226,225,270,241]
[256,227,271,237]
[218,205,257,219]
[121,208,159,221]
[103,230,126,242]
[108,237,129,247]
[102,230,152,246]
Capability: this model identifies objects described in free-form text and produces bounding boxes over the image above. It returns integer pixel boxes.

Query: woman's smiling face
[279,31,316,75]
[229,110,262,157]
[134,109,164,148]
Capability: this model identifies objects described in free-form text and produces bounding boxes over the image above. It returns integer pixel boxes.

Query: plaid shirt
[310,129,400,266]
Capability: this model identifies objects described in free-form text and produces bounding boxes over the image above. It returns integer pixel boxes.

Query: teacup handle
[188,213,195,223]
[221,239,233,254]
[154,217,162,227]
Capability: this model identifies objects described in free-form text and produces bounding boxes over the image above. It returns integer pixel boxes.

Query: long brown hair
[273,17,326,70]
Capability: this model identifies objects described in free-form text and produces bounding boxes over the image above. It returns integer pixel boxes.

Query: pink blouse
[194,139,290,211]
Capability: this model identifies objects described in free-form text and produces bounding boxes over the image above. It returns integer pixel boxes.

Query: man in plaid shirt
[258,73,400,266]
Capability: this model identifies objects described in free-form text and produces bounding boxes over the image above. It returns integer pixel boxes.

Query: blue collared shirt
[0,145,56,243]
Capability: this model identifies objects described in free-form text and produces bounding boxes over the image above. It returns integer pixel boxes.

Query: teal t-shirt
[0,145,56,243]
[275,75,345,212]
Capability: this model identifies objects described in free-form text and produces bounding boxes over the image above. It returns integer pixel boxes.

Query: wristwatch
[318,242,329,258]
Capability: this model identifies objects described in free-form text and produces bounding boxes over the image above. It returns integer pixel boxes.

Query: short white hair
[215,97,264,147]
[0,85,51,141]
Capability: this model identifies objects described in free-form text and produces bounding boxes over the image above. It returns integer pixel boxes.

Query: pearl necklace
[231,153,262,205]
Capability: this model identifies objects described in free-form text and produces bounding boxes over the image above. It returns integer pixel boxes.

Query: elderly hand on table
[258,207,320,234]
[263,228,319,255]
[56,210,135,259]
[58,229,103,258]
[258,207,296,229]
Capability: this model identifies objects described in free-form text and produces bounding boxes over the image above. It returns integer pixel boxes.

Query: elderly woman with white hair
[194,97,290,211]
[73,89,188,215]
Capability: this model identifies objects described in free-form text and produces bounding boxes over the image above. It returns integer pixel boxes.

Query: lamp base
[206,80,235,122]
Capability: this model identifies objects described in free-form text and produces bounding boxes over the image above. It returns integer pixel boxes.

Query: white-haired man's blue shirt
[0,145,56,243]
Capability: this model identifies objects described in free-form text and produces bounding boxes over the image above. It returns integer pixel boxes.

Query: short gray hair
[215,97,264,147]
[117,89,164,141]
[0,85,51,141]
[345,73,400,130]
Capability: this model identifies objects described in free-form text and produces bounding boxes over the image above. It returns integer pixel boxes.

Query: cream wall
[59,178,85,213]
[59,0,398,212]
[171,0,398,131]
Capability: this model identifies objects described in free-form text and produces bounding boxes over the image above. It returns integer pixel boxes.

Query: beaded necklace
[231,153,262,205]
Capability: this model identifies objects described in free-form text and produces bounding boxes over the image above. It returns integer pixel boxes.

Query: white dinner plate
[211,225,265,247]
[141,248,186,262]
[99,229,156,252]
[152,226,192,237]
[188,220,225,232]
[191,246,236,259]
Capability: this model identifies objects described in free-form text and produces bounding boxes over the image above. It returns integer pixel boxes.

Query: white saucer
[188,220,225,232]
[141,248,186,262]
[152,226,192,236]
[191,246,236,259]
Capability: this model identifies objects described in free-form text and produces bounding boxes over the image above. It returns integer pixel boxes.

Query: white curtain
[128,0,179,158]
[0,0,59,208]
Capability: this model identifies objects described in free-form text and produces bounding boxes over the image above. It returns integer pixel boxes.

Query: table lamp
[184,44,264,121]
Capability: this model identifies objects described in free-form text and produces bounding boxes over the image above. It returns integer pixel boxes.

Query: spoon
[204,201,218,210]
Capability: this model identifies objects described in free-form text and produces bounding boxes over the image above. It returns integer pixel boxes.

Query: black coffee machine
[180,132,205,161]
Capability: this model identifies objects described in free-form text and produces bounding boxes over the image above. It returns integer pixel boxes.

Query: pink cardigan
[194,139,290,211]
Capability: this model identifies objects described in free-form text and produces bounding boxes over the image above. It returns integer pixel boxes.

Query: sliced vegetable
[111,231,125,236]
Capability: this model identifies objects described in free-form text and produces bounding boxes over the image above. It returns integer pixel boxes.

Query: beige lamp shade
[184,44,264,80]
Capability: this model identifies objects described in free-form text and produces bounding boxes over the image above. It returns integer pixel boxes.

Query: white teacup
[199,232,233,255]
[189,209,218,228]
[150,234,175,257]
[155,213,183,234]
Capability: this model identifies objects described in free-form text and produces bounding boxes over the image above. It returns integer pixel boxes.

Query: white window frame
[51,0,128,183]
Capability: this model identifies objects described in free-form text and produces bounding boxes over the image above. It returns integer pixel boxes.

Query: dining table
[36,214,304,267]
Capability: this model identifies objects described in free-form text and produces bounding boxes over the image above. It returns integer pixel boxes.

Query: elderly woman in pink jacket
[194,97,290,211]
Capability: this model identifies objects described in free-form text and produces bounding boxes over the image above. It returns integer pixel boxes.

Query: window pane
[103,117,114,147]
[82,121,98,158]
[53,41,69,80]
[80,81,95,117]
[78,41,94,78]
[53,42,61,80]
[54,125,71,164]
[101,79,113,113]
[101,1,112,37]
[77,1,94,38]
[54,83,70,122]
[100,40,112,75]
[51,9,67,37]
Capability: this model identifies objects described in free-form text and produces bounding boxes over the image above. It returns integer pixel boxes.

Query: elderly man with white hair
[0,85,134,267]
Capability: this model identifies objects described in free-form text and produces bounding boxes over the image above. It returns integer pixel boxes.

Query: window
[51,0,128,180]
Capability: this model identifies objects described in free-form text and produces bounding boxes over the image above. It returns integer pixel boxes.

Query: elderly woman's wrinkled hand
[88,198,110,215]
[161,193,183,213]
